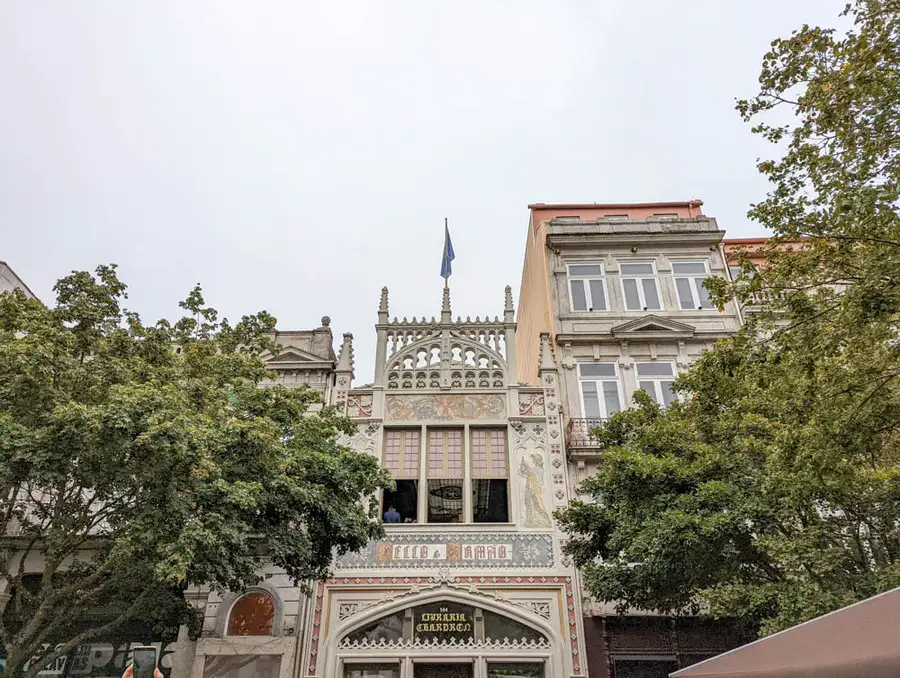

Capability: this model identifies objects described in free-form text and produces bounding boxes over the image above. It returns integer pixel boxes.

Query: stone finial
[320,315,331,328]
[504,285,514,322]
[441,285,452,323]
[539,332,556,372]
[336,332,354,377]
[379,287,389,313]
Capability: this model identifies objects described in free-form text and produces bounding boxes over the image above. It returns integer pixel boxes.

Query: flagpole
[444,217,449,289]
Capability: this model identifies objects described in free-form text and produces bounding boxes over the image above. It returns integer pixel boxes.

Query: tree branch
[23,588,153,678]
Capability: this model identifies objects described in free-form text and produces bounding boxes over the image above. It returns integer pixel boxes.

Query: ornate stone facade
[298,285,585,678]
[169,283,586,678]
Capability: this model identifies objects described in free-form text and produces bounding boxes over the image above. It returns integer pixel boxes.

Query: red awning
[671,587,900,678]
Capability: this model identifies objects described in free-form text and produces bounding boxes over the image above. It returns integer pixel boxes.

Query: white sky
[1,0,846,381]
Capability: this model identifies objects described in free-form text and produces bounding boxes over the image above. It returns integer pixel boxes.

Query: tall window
[568,263,607,311]
[673,260,713,309]
[427,429,464,523]
[381,428,511,524]
[470,429,509,523]
[636,362,676,406]
[578,363,623,419]
[382,430,420,523]
[619,262,662,311]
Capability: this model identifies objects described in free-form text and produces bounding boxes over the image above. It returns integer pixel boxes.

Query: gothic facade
[178,285,587,678]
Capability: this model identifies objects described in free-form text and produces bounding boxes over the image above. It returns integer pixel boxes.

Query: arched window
[227,591,276,636]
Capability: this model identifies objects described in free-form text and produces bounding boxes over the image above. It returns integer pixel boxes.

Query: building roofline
[0,261,37,299]
[528,200,703,210]
[723,238,771,245]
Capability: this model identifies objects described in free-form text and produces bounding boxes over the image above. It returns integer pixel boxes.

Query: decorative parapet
[374,285,517,390]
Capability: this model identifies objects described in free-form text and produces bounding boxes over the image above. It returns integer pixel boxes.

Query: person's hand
[122,664,164,678]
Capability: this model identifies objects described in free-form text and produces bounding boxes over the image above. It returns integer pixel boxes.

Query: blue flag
[440,219,455,280]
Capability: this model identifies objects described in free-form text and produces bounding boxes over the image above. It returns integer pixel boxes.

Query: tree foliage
[0,266,390,677]
[558,0,900,637]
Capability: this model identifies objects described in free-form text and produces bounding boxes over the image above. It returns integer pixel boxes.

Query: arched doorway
[331,595,556,678]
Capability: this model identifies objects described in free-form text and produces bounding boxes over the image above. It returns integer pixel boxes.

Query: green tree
[0,265,390,677]
[558,0,900,637]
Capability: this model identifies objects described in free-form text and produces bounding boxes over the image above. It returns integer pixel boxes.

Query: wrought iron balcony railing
[565,418,608,450]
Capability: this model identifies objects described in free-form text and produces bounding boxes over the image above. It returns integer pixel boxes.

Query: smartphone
[132,646,158,678]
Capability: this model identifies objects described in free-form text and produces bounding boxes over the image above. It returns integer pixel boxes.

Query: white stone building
[516,202,749,678]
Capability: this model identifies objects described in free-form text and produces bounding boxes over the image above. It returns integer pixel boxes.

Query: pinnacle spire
[539,332,556,372]
[336,332,355,378]
[378,287,389,323]
[504,285,514,322]
[441,285,452,323]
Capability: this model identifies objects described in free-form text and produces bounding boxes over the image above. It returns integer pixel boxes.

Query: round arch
[322,588,564,678]
[214,582,285,637]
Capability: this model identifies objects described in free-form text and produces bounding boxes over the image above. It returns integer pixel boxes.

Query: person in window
[383,505,401,523]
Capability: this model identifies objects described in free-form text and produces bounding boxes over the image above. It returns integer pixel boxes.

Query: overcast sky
[1,1,845,380]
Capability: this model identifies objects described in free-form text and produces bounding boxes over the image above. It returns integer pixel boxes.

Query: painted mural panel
[384,394,506,421]
[335,533,553,568]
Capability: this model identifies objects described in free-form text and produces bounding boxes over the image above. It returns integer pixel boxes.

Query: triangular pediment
[268,347,331,364]
[611,315,695,338]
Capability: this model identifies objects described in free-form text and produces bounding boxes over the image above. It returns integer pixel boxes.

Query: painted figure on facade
[519,452,552,527]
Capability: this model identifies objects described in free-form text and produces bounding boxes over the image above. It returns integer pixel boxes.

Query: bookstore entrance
[336,599,550,678]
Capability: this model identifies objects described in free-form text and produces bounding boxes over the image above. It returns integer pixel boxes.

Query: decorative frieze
[341,422,380,455]
[338,600,379,621]
[514,600,552,620]
[518,392,545,417]
[384,393,506,421]
[345,393,373,418]
[335,533,554,569]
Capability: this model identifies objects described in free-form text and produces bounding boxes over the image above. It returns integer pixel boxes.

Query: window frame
[426,428,465,523]
[618,261,662,311]
[381,426,513,526]
[576,362,624,419]
[382,429,421,479]
[635,362,677,406]
[567,262,608,312]
[671,259,714,310]
[470,428,510,524]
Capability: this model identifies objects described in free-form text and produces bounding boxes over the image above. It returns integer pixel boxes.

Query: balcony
[565,418,608,455]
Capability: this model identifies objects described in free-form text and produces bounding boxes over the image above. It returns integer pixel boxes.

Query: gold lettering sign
[412,603,474,641]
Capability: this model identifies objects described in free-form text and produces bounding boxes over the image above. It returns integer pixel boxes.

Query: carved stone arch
[324,587,564,677]
[384,335,507,388]
[331,587,557,648]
